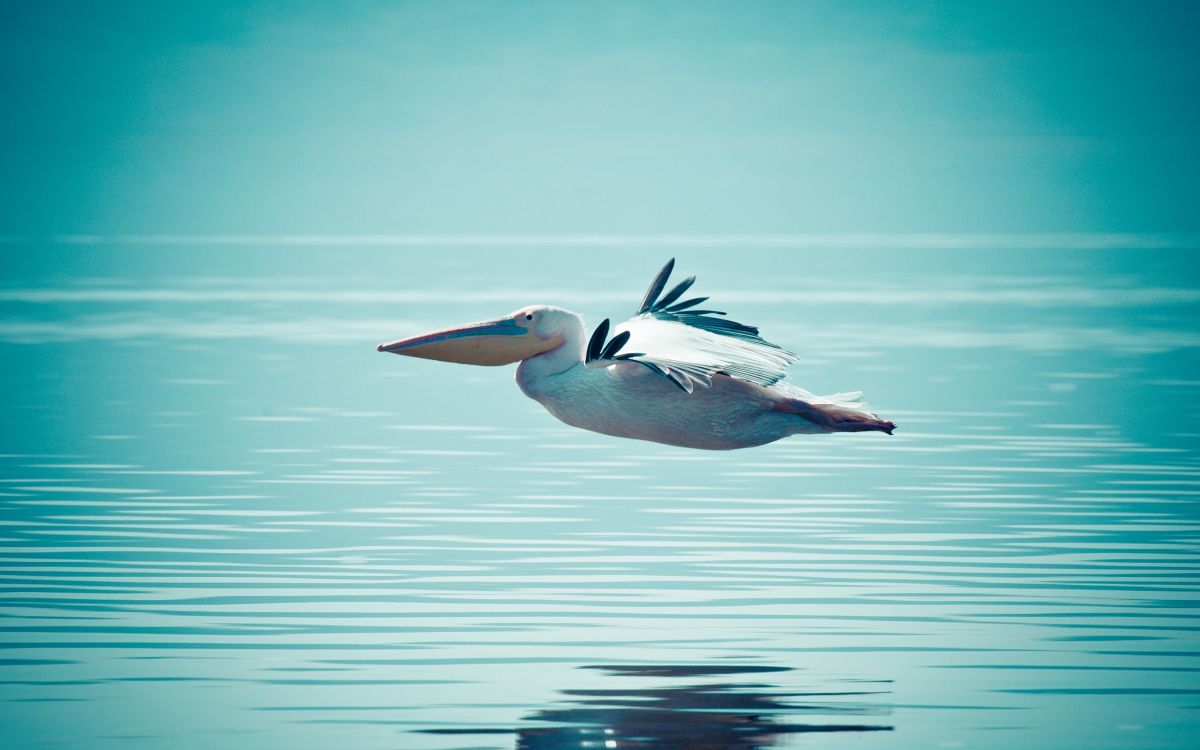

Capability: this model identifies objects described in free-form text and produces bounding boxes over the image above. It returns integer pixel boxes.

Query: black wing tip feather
[655,275,696,310]
[599,330,631,360]
[587,320,637,364]
[665,296,708,312]
[586,317,692,394]
[637,258,676,314]
[635,258,776,347]
[586,319,610,363]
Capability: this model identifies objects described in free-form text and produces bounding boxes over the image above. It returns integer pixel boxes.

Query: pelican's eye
[525,313,534,321]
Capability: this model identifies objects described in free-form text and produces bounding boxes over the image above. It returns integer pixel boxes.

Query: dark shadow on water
[421,663,893,749]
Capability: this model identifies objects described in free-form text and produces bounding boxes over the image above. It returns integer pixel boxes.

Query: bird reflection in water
[423,664,892,749]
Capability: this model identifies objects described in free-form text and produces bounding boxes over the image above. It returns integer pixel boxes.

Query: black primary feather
[654,275,696,310]
[633,260,781,349]
[586,319,610,362]
[586,323,639,365]
[665,296,708,312]
[599,330,631,360]
[637,258,675,314]
[665,311,761,339]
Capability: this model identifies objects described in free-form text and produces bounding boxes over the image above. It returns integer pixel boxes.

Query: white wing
[584,259,797,393]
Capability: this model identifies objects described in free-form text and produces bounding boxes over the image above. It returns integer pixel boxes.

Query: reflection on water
[531,665,891,749]
[1,244,1199,749]
[425,664,891,748]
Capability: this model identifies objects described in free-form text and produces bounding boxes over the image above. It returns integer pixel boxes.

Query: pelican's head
[376,305,574,365]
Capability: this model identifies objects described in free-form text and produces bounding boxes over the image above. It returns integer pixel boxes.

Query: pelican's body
[378,260,894,450]
[522,358,829,450]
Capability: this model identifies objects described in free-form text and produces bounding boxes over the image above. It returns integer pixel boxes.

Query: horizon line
[1,232,1197,249]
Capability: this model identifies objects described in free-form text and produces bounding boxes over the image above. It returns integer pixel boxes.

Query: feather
[621,261,798,389]
[637,258,675,314]
[599,330,631,360]
[665,296,708,312]
[660,312,759,340]
[665,368,694,393]
[601,259,798,392]
[654,276,696,310]
[586,319,609,362]
[629,359,669,377]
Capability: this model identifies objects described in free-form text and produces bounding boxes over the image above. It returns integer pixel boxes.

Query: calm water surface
[2,243,1198,749]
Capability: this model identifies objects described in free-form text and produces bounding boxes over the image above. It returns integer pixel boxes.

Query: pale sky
[2,1,1197,236]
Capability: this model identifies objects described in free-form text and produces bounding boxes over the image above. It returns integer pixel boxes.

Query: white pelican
[377,259,895,450]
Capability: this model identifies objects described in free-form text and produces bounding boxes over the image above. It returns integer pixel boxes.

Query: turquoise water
[2,241,1199,749]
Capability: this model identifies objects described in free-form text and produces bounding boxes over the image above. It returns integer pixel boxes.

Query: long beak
[376,316,561,366]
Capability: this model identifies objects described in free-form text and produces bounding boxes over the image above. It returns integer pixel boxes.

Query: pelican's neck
[516,312,585,397]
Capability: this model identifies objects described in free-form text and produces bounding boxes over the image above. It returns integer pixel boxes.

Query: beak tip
[375,343,387,353]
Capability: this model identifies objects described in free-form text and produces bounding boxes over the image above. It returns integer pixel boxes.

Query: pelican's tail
[772,387,896,435]
[818,405,896,434]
